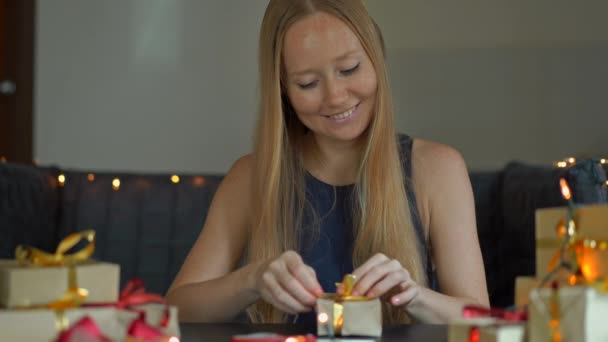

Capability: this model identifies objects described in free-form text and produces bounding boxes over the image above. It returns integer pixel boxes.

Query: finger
[264,272,311,313]
[353,259,402,296]
[260,288,297,314]
[285,253,324,296]
[351,253,389,281]
[278,271,318,306]
[366,270,409,298]
[390,282,419,307]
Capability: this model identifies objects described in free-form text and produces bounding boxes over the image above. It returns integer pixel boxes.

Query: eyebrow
[288,50,361,77]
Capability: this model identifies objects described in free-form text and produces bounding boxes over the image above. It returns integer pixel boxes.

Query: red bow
[84,278,164,309]
[54,314,171,342]
[462,305,528,322]
[54,316,111,342]
[84,278,171,328]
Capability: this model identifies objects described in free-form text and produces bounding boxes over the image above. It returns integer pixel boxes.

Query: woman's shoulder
[221,154,254,191]
[410,138,469,192]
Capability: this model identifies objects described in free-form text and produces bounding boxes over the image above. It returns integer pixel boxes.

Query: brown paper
[0,307,138,341]
[130,303,180,337]
[316,297,382,337]
[0,260,119,308]
[535,204,608,279]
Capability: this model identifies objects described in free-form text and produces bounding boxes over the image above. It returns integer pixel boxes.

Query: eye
[298,81,319,90]
[341,63,360,76]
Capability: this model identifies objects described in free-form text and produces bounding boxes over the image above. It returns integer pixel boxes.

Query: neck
[303,133,366,186]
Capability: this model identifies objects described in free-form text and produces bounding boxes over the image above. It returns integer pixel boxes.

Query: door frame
[1,0,35,163]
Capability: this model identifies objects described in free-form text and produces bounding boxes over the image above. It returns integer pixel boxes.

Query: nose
[324,78,348,109]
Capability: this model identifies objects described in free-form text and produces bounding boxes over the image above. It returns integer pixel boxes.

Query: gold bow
[15,229,96,267]
[14,230,96,322]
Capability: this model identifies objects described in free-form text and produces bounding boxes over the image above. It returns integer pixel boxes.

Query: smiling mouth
[324,103,359,120]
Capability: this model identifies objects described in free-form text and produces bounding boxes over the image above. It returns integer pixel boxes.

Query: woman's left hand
[347,253,420,307]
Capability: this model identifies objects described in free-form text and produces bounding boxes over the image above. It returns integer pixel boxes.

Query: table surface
[179,323,447,342]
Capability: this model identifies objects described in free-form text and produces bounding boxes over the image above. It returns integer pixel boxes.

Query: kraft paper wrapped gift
[130,303,180,338]
[535,204,608,280]
[0,306,139,341]
[315,274,382,337]
[0,260,120,308]
[528,286,608,342]
[448,317,525,342]
[316,295,382,337]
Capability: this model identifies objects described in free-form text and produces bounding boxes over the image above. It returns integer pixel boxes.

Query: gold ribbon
[319,274,369,335]
[13,230,96,331]
[15,230,96,267]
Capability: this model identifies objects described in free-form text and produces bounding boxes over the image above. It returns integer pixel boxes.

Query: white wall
[35,0,267,174]
[35,1,608,173]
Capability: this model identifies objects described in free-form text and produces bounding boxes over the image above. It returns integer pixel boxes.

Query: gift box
[316,295,382,337]
[315,274,382,337]
[130,303,180,338]
[0,306,139,341]
[0,259,120,308]
[528,286,608,342]
[535,204,608,281]
[448,307,526,342]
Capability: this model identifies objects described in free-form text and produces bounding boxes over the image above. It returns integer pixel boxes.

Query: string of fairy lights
[554,157,608,187]
[1,155,607,188]
[0,156,205,190]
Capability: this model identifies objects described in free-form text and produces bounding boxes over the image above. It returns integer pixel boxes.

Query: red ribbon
[54,314,171,341]
[54,316,111,342]
[462,305,528,322]
[128,313,165,339]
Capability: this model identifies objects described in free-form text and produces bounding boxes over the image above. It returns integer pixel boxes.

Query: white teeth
[329,107,355,120]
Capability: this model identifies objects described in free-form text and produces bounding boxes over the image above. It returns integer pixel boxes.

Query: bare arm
[350,140,489,323]
[165,155,324,322]
[406,140,489,322]
[165,155,261,322]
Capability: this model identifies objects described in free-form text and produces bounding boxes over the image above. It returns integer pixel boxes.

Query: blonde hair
[248,0,426,324]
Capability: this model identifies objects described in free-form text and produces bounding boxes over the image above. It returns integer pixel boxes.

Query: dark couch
[1,160,606,309]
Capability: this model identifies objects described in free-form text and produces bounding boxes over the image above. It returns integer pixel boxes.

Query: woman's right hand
[254,250,324,314]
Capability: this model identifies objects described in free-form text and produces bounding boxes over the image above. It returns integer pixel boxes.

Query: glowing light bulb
[318,312,329,323]
[87,173,95,182]
[58,174,66,186]
[171,175,180,184]
[112,178,120,191]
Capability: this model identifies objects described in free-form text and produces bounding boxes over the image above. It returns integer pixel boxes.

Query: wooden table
[179,323,447,341]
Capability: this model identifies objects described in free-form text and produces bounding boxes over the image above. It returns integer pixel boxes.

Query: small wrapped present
[0,230,119,308]
[0,306,139,341]
[448,306,526,342]
[85,278,181,338]
[535,204,608,281]
[315,274,382,337]
[528,285,608,342]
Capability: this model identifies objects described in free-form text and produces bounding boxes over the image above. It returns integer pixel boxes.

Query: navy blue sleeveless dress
[293,134,438,324]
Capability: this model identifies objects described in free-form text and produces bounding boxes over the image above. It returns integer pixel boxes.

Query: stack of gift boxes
[0,230,180,341]
[449,177,608,342]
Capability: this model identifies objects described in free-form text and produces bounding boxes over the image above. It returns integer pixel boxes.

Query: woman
[166,0,489,324]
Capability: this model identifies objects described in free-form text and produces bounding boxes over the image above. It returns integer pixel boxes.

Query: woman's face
[282,12,378,144]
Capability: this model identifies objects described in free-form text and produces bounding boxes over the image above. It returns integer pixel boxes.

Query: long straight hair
[248,0,426,324]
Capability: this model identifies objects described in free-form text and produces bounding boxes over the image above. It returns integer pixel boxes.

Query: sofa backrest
[1,160,606,307]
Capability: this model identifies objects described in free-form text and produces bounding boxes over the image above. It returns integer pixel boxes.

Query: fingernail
[352,290,359,296]
[392,297,400,305]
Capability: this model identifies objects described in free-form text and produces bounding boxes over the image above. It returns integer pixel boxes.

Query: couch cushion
[0,162,61,258]
[469,170,504,307]
[57,171,223,295]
